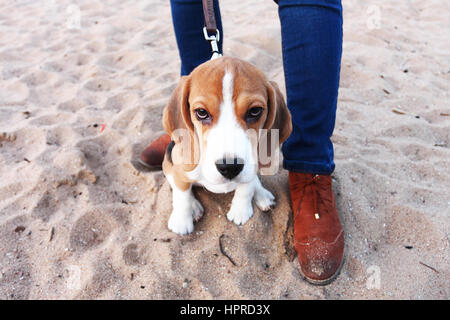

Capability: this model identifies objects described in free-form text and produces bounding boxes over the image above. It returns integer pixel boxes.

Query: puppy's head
[163,57,291,192]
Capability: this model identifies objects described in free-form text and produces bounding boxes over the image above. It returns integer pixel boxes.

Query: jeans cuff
[283,159,335,175]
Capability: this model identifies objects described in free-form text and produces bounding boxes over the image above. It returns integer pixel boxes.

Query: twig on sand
[419,261,439,274]
[219,234,236,266]
[392,108,420,118]
[392,108,406,115]
[49,227,55,242]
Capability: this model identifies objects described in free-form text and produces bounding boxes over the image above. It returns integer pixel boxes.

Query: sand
[0,0,449,299]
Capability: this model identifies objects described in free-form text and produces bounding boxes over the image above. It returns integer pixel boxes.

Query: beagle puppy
[162,57,292,235]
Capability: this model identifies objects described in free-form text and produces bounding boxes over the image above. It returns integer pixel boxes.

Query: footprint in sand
[69,211,113,252]
[32,191,58,222]
[84,78,115,92]
[0,80,29,104]
[57,97,86,112]
[122,243,146,266]
[22,70,55,87]
[104,93,139,113]
[0,182,23,202]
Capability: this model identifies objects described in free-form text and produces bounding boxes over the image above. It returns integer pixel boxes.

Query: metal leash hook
[203,27,222,60]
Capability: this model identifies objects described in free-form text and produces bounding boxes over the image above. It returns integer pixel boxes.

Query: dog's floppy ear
[264,80,292,145]
[162,76,200,167]
[162,76,194,140]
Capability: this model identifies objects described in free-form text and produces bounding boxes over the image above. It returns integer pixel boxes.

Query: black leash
[202,0,222,59]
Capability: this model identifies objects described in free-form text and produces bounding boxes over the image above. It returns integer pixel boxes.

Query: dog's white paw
[227,201,254,225]
[254,187,275,212]
[168,211,194,235]
[168,197,204,234]
[192,198,204,222]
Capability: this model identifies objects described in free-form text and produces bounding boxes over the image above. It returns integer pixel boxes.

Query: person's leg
[140,0,223,168]
[170,0,223,76]
[276,0,344,285]
[277,0,342,174]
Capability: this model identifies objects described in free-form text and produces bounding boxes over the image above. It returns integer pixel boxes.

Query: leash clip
[203,27,222,59]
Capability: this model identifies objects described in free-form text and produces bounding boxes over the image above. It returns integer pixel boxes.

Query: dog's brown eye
[246,107,263,122]
[195,108,211,121]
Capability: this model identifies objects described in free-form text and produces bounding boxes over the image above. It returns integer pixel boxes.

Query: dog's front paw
[227,201,253,225]
[168,212,194,235]
[254,187,275,212]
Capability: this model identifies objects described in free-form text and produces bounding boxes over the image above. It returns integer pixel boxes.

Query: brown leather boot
[139,134,171,169]
[288,172,344,285]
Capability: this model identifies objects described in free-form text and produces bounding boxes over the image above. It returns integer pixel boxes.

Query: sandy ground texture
[0,0,449,299]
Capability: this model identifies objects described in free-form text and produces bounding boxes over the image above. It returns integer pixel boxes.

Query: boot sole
[298,252,345,286]
[137,159,163,171]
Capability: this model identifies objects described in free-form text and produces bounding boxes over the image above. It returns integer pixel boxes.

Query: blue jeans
[170,0,342,174]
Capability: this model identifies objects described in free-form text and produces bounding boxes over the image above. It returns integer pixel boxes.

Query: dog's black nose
[215,157,244,180]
